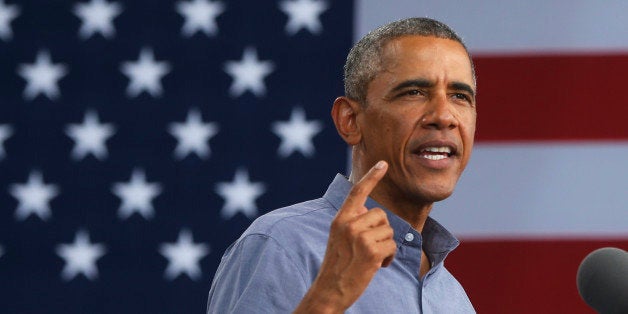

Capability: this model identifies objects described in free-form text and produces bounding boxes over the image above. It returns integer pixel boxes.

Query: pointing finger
[338,161,388,218]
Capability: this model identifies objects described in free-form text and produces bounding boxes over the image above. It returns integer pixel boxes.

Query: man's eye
[404,90,422,96]
[453,93,470,102]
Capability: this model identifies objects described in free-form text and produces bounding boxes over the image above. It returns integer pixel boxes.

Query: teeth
[422,154,447,160]
[422,147,451,153]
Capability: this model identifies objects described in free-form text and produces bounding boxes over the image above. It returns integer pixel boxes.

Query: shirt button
[404,233,414,242]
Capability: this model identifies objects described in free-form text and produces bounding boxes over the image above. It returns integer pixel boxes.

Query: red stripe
[473,54,628,141]
[447,240,628,313]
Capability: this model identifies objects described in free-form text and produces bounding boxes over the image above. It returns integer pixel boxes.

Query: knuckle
[369,208,390,226]
[371,208,387,220]
[355,230,369,243]
[346,221,360,236]
[381,213,390,223]
[370,207,384,214]
[363,245,378,260]
[384,226,394,238]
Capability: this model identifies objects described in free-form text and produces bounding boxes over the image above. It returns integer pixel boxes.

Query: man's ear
[331,96,361,146]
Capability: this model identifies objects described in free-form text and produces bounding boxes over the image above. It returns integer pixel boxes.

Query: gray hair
[344,17,475,103]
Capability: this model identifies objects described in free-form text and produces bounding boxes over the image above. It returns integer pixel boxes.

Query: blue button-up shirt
[207,174,475,313]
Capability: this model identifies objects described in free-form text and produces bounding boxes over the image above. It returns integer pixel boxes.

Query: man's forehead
[377,35,475,86]
[381,35,467,62]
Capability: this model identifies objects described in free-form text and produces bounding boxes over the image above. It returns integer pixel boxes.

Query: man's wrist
[294,281,346,314]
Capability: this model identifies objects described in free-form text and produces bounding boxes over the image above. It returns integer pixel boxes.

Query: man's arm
[294,161,397,313]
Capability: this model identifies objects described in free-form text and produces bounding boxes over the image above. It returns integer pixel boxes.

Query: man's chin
[410,182,456,203]
[421,191,454,203]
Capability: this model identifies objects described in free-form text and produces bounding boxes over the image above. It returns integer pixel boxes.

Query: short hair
[344,17,475,103]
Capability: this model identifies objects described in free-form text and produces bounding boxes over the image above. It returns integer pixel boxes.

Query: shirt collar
[323,174,460,266]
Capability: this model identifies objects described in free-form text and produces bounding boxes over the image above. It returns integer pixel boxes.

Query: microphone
[576,247,628,314]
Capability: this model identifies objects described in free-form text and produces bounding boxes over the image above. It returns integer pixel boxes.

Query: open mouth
[414,145,456,161]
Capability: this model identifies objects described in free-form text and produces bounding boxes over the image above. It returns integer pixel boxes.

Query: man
[207,17,477,313]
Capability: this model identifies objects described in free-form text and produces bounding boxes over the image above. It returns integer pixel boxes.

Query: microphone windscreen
[576,247,628,314]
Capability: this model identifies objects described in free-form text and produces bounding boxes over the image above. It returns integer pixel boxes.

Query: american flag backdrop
[0,0,350,312]
[4,0,628,313]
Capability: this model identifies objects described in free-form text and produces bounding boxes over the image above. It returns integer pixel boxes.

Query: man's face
[357,35,476,205]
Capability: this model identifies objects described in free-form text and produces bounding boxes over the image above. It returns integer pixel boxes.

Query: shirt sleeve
[207,233,309,314]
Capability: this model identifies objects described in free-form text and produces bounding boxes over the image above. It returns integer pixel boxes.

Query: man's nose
[420,94,457,130]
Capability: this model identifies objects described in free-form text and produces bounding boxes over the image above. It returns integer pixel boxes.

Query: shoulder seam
[241,233,310,288]
[261,198,335,235]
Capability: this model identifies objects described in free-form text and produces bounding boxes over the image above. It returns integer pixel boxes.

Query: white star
[0,124,13,160]
[120,48,171,98]
[0,0,19,41]
[278,0,328,35]
[175,0,224,37]
[56,230,106,281]
[223,47,274,98]
[9,171,60,221]
[272,107,323,158]
[168,109,219,160]
[159,229,210,281]
[111,169,162,220]
[17,50,68,101]
[65,110,116,161]
[215,169,266,220]
[73,0,122,40]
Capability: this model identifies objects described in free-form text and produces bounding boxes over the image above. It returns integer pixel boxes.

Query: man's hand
[294,161,397,313]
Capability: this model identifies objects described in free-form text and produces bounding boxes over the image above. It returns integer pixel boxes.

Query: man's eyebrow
[390,79,434,93]
[390,79,476,98]
[450,82,475,97]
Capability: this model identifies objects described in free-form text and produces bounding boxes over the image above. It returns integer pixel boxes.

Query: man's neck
[371,187,432,232]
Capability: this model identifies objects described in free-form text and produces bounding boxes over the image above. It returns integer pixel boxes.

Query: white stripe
[355,0,628,54]
[431,142,628,239]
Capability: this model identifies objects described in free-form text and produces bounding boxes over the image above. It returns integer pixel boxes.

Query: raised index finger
[339,160,388,217]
